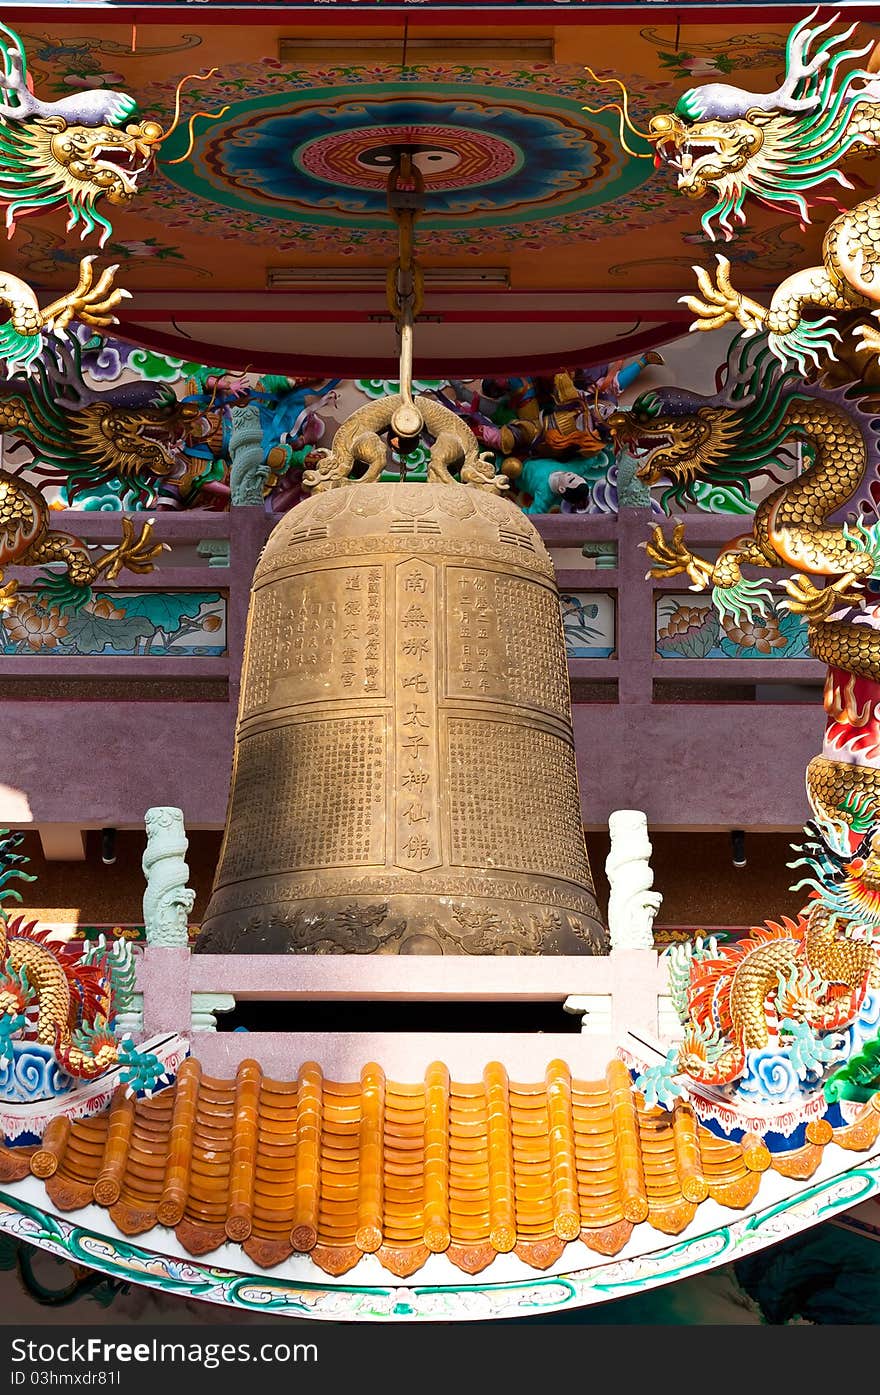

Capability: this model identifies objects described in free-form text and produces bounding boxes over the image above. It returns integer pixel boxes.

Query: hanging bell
[197,482,607,955]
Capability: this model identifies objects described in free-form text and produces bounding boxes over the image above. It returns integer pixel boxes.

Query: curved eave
[1,1143,879,1322]
[1,1055,879,1316]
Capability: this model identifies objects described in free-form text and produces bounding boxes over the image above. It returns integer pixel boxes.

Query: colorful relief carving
[438,357,660,514]
[638,811,880,1122]
[656,593,810,660]
[0,341,171,603]
[189,374,337,511]
[0,590,225,657]
[560,593,616,659]
[0,832,168,1097]
[648,14,880,370]
[0,335,210,507]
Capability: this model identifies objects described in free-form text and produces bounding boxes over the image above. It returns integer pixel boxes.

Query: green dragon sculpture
[0,21,222,247]
[609,329,880,624]
[0,23,225,379]
[0,335,209,507]
[0,333,206,608]
[645,12,880,369]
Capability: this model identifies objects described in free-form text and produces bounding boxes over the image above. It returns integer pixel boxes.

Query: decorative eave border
[1,1146,878,1321]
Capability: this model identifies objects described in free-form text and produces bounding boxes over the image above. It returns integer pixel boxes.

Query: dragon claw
[37,257,130,337]
[93,520,163,583]
[0,578,19,612]
[782,573,865,621]
[854,317,880,360]
[682,254,768,334]
[644,523,715,588]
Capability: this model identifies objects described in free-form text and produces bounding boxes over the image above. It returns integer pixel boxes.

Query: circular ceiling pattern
[151,67,656,251]
[297,123,521,194]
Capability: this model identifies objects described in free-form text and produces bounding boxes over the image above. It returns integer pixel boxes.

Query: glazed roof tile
[1,1057,877,1278]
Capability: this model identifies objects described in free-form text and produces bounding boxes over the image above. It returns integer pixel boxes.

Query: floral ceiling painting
[8,16,873,298]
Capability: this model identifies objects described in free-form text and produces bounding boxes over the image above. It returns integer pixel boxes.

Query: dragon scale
[0,919,72,1046]
[711,396,870,586]
[730,903,875,1056]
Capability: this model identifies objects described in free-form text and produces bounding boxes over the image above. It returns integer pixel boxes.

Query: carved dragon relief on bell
[196,479,607,956]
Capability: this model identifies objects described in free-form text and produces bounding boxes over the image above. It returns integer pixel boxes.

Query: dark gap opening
[217,999,584,1034]
[569,679,617,703]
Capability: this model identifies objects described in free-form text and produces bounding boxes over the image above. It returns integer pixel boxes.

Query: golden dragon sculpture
[0,472,162,611]
[600,12,880,828]
[0,19,225,246]
[599,13,880,1114]
[635,810,880,1103]
[610,328,880,823]
[0,832,167,1092]
[0,22,226,379]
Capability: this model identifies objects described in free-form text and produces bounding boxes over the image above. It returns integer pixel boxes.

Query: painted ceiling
[5,8,878,372]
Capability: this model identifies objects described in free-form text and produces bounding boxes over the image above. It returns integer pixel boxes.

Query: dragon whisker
[165,104,231,165]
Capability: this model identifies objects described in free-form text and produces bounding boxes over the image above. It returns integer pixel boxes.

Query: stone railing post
[605,808,662,950]
[143,807,195,948]
[140,807,196,1037]
[140,808,235,1035]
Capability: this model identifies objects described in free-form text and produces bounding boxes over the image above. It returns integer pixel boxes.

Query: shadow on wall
[13,830,222,926]
[9,829,809,936]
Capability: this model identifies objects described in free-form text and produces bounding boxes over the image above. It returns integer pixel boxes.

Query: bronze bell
[197,483,607,955]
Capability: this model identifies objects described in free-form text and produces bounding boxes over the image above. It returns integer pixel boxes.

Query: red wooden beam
[0,4,852,27]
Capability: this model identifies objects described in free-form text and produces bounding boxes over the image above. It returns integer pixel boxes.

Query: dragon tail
[53,1024,120,1082]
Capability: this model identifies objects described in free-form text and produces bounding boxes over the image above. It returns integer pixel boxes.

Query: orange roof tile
[1,1057,878,1279]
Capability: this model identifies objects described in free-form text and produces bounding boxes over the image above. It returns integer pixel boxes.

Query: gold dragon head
[648,109,773,208]
[31,115,165,212]
[69,396,209,495]
[608,391,739,490]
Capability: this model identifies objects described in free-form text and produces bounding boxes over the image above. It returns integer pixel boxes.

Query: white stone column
[605,809,663,950]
